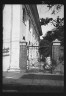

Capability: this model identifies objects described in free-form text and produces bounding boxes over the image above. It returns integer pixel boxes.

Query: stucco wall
[3,5,11,71]
[3,5,21,71]
[3,4,40,71]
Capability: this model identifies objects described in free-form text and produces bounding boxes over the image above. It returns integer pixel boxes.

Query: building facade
[3,4,42,72]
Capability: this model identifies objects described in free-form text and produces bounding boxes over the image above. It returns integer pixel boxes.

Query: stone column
[8,5,21,72]
[3,5,11,71]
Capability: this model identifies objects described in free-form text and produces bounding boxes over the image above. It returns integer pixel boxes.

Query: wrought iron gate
[26,45,53,73]
[19,42,64,74]
[27,46,40,70]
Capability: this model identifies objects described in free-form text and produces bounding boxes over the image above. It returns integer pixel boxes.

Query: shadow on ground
[3,84,64,93]
[21,73,64,80]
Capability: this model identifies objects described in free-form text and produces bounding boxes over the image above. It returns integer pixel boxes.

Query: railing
[27,46,40,70]
[19,43,64,75]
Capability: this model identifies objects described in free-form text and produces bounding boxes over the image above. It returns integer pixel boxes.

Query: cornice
[24,5,40,37]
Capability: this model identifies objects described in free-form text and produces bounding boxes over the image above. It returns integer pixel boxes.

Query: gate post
[52,39,61,73]
[26,45,29,70]
[52,39,61,64]
[19,41,27,72]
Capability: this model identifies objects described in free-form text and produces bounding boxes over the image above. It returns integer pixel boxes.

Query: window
[23,36,25,40]
[23,8,26,24]
[29,19,31,32]
[29,41,30,45]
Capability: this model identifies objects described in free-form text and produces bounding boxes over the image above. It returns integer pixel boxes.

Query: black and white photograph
[2,3,64,93]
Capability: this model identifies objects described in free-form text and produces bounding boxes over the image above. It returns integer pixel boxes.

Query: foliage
[40,18,53,26]
[40,4,64,26]
[39,4,64,59]
[39,40,52,57]
[43,25,64,45]
[51,59,57,70]
[39,25,64,57]
[47,4,63,14]
[40,16,64,27]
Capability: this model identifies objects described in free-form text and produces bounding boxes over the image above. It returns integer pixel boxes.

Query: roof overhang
[29,5,42,36]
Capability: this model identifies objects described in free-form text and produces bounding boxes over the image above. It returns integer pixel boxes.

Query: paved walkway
[3,71,64,87]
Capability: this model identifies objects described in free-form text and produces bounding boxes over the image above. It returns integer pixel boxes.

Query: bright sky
[37,4,64,39]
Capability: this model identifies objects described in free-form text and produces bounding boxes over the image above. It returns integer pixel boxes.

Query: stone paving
[3,71,64,87]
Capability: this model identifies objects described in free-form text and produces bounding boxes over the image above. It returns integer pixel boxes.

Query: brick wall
[19,44,27,70]
[52,45,60,64]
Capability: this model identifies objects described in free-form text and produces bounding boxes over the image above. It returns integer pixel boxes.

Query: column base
[7,68,20,73]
